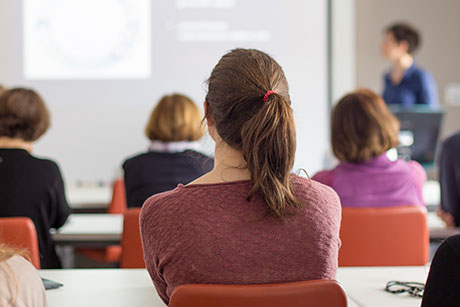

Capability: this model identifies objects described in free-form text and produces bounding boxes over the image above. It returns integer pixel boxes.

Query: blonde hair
[145,94,204,142]
[0,244,31,306]
[0,244,29,263]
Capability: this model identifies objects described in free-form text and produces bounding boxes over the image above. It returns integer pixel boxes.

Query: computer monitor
[390,107,444,165]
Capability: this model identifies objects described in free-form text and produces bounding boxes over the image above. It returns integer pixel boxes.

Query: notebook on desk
[41,278,63,290]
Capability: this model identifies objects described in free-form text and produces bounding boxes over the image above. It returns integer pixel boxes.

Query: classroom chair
[339,205,429,267]
[77,178,127,264]
[120,208,145,268]
[107,178,127,214]
[0,217,41,269]
[169,280,347,307]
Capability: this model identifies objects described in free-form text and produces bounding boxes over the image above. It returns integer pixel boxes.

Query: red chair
[77,178,127,264]
[120,208,145,268]
[339,205,429,266]
[169,280,348,307]
[107,178,127,214]
[0,217,41,269]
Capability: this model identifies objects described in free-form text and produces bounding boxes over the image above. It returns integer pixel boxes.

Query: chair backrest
[0,217,41,269]
[120,208,145,268]
[339,205,429,266]
[169,280,347,307]
[107,178,127,214]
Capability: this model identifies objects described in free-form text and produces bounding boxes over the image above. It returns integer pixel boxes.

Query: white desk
[427,211,460,241]
[66,186,111,210]
[41,269,165,307]
[40,267,428,307]
[51,214,123,246]
[337,266,427,307]
[423,180,440,208]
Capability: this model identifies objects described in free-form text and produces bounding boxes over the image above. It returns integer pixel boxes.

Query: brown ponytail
[205,48,303,218]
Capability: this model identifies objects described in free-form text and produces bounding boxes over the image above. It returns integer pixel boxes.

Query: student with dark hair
[313,89,426,207]
[140,49,341,304]
[0,88,71,269]
[122,93,213,207]
[421,234,460,307]
[437,131,460,227]
[381,23,438,107]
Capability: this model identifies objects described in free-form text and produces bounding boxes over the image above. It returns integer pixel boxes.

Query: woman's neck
[0,137,33,152]
[393,54,413,70]
[391,54,413,84]
[189,141,251,184]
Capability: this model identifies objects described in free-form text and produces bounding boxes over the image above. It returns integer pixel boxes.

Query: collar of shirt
[339,153,393,170]
[385,60,417,85]
[148,140,202,153]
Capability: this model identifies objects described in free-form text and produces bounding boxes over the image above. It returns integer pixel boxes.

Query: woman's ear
[204,101,215,126]
[399,40,409,54]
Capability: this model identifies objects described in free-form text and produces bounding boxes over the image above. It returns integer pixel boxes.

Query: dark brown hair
[0,88,50,142]
[205,48,302,218]
[386,23,420,54]
[145,93,204,142]
[331,88,400,163]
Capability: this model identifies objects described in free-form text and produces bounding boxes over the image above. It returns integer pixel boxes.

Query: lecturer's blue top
[383,62,438,108]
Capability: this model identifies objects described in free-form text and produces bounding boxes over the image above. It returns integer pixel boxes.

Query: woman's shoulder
[291,175,341,207]
[0,255,47,306]
[140,186,186,220]
[28,155,62,175]
[290,175,341,226]
[1,255,39,275]
[311,169,334,186]
[123,150,213,168]
[122,151,156,166]
[411,65,435,82]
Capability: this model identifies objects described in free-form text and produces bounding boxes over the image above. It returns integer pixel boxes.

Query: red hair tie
[263,90,277,102]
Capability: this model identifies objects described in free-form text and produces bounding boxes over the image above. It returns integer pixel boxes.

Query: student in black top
[437,131,460,227]
[0,88,71,269]
[422,234,460,306]
[123,94,213,207]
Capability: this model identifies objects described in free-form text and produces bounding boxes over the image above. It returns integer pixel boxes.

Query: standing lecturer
[381,23,438,108]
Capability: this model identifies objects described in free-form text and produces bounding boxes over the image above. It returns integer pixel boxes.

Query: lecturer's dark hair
[386,23,420,54]
[205,48,302,218]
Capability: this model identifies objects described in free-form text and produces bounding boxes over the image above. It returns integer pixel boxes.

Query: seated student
[313,89,426,207]
[0,88,71,269]
[437,131,460,227]
[140,48,341,305]
[122,93,213,207]
[421,234,460,307]
[0,244,47,307]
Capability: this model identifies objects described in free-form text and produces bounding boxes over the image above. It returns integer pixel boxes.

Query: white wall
[331,0,356,103]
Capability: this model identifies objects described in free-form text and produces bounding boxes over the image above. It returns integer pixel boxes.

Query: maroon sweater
[140,175,341,304]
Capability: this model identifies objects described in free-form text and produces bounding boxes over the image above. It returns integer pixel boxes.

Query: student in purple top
[140,49,341,304]
[381,23,438,108]
[313,89,426,208]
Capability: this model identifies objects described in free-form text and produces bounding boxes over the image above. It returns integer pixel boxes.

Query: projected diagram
[24,0,151,79]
